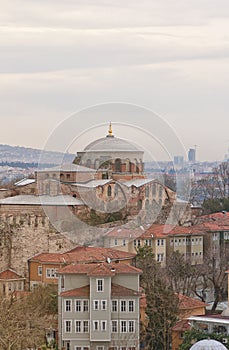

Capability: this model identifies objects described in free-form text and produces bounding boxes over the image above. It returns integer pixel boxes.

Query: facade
[58,262,142,350]
[103,223,205,267]
[0,268,25,297]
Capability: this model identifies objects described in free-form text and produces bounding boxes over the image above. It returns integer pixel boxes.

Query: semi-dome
[189,339,227,350]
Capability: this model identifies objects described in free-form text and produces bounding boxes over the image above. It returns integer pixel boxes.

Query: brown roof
[29,246,135,264]
[0,269,24,280]
[172,319,191,332]
[60,283,141,297]
[111,283,141,297]
[178,294,208,310]
[58,262,142,276]
[60,285,90,297]
[105,226,147,239]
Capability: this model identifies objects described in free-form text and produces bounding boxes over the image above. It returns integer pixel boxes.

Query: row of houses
[103,212,229,267]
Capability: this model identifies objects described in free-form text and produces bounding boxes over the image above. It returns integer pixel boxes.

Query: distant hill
[0,144,75,167]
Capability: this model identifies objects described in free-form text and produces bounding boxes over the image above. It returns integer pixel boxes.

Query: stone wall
[0,214,75,284]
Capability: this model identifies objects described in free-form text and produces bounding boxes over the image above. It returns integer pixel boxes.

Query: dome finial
[107,122,114,137]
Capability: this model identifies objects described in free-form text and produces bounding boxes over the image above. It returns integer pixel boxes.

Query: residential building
[58,262,142,350]
[0,268,25,297]
[28,246,135,289]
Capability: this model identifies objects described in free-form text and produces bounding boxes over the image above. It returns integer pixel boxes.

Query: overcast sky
[0,0,229,161]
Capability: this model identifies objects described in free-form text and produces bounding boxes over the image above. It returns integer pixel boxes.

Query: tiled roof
[29,253,66,263]
[58,262,142,276]
[65,246,136,262]
[178,294,208,310]
[0,269,24,280]
[172,319,191,332]
[120,178,156,188]
[88,264,115,277]
[104,226,147,239]
[60,283,141,297]
[111,283,141,297]
[29,246,136,265]
[60,285,90,297]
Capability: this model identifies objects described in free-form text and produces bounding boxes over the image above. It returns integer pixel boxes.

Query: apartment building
[58,262,142,350]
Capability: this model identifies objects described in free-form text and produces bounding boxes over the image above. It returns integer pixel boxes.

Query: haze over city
[0,1,229,161]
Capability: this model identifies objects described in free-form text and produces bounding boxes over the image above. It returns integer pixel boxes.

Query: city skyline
[0,1,229,161]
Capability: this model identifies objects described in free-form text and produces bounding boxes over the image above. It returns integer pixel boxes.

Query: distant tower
[188,148,196,163]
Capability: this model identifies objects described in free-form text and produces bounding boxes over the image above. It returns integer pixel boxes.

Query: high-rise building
[188,148,196,163]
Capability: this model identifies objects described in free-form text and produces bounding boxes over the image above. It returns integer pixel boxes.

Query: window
[101,300,107,310]
[123,239,126,246]
[107,185,112,197]
[75,300,81,312]
[157,253,164,262]
[8,283,11,291]
[145,186,149,197]
[128,320,135,333]
[61,276,65,289]
[75,321,81,333]
[83,300,89,312]
[121,300,126,312]
[97,279,104,292]
[170,239,173,246]
[112,320,118,333]
[65,320,72,333]
[46,268,57,278]
[134,240,136,247]
[66,342,70,350]
[65,300,72,312]
[38,266,42,276]
[101,320,107,331]
[128,300,134,312]
[121,320,127,333]
[114,239,118,246]
[137,239,141,247]
[93,321,99,331]
[96,347,104,350]
[83,320,89,333]
[112,300,118,312]
[94,300,99,310]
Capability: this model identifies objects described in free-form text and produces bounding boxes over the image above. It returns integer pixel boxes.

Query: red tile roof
[58,262,142,276]
[60,285,90,297]
[0,269,24,280]
[105,226,147,239]
[60,283,141,297]
[29,246,135,264]
[172,319,191,332]
[178,294,208,310]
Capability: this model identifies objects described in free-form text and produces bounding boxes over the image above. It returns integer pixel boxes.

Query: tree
[179,328,229,350]
[0,285,58,350]
[136,246,179,350]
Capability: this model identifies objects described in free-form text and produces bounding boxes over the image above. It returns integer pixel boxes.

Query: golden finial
[107,122,114,137]
[108,122,112,135]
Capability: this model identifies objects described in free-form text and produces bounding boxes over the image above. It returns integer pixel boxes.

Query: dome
[189,339,227,350]
[84,135,140,152]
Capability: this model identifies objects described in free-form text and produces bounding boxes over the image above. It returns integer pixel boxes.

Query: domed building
[189,339,227,350]
[74,123,144,181]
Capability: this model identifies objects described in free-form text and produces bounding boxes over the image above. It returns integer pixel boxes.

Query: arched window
[159,186,163,197]
[114,184,119,196]
[152,183,156,196]
[145,199,149,209]
[138,199,142,210]
[86,159,91,168]
[145,186,149,197]
[115,158,121,172]
[107,185,112,197]
[94,159,100,169]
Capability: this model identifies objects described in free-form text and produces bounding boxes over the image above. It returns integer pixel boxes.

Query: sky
[0,0,229,161]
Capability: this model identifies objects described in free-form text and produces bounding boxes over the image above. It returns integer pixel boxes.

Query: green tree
[136,246,179,350]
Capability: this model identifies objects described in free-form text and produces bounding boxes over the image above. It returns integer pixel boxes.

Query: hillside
[0,144,75,166]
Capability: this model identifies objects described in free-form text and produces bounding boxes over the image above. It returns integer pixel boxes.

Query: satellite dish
[106,257,111,264]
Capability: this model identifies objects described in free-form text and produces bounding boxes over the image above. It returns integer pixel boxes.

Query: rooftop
[0,194,84,206]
